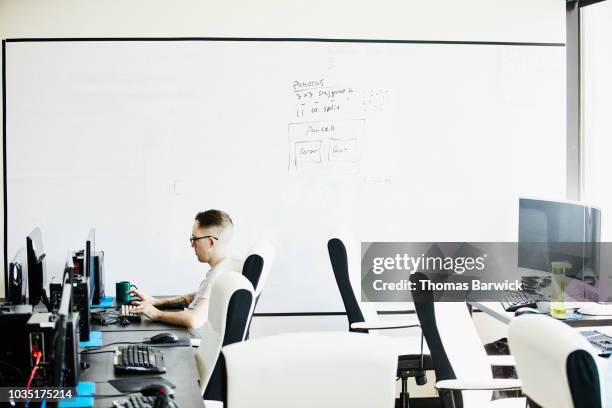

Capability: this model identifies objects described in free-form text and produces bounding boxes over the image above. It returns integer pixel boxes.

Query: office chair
[240,241,275,339]
[220,331,399,408]
[327,234,432,408]
[508,314,604,408]
[195,272,255,403]
[410,272,525,408]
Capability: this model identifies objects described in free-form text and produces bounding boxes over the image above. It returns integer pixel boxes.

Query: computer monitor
[85,228,95,303]
[518,198,601,285]
[49,256,74,394]
[26,227,51,310]
[7,247,27,305]
[62,252,75,303]
[85,229,94,278]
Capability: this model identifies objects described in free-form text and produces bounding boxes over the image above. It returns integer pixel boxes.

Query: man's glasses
[189,235,219,245]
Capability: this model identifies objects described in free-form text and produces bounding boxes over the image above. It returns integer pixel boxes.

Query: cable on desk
[91,309,122,326]
[146,343,191,348]
[24,352,42,408]
[93,392,133,398]
[80,350,115,355]
[80,341,143,352]
[81,341,190,353]
[25,352,42,390]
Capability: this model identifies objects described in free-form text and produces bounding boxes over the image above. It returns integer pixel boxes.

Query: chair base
[398,368,428,408]
[399,392,410,408]
[395,353,431,408]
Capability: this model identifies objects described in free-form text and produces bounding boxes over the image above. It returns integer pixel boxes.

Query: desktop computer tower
[50,282,64,311]
[0,304,33,386]
[25,312,80,388]
[49,276,91,342]
[64,312,81,387]
[72,250,105,305]
[72,275,91,342]
[25,312,56,385]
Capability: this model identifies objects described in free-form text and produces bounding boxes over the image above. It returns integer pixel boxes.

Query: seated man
[131,209,240,335]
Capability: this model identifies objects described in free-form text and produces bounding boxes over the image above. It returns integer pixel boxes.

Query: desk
[471,300,612,383]
[93,307,187,332]
[472,301,612,328]
[83,323,204,407]
[94,317,187,332]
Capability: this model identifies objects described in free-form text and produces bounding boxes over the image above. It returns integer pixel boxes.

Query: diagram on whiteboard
[288,119,364,176]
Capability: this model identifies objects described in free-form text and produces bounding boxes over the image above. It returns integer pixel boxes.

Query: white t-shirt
[188,256,242,337]
[188,256,242,310]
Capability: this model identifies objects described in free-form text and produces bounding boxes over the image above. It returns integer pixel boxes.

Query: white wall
[0,0,565,295]
[582,2,612,240]
[0,0,565,42]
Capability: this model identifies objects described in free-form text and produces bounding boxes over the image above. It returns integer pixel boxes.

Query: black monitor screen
[518,198,601,284]
[26,227,47,307]
[85,229,95,302]
[8,247,27,305]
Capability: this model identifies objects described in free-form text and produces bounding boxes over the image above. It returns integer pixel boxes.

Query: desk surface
[472,301,612,374]
[472,301,612,328]
[92,308,189,332]
[82,327,203,407]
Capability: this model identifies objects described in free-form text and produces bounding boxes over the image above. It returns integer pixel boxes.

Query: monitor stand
[32,289,52,312]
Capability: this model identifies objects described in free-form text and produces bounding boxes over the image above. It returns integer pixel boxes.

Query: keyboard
[114,345,166,374]
[120,304,142,321]
[581,330,612,353]
[501,291,545,312]
[113,395,179,408]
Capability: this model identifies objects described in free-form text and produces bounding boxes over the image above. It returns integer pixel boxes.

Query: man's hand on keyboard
[129,288,158,305]
[131,300,161,320]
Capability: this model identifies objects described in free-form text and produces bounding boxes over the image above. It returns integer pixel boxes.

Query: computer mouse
[514,307,539,317]
[140,382,175,397]
[150,332,179,344]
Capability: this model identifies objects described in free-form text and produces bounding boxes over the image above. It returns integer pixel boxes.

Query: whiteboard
[5,40,566,313]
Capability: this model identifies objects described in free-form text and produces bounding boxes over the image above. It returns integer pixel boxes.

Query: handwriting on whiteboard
[292,78,354,119]
[288,119,364,176]
[292,78,389,118]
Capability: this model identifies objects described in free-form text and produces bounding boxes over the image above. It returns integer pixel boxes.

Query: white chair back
[508,314,604,408]
[195,272,255,396]
[411,271,494,407]
[435,302,494,406]
[222,332,399,408]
